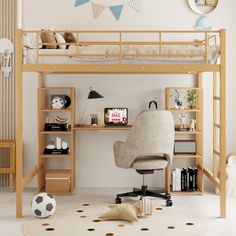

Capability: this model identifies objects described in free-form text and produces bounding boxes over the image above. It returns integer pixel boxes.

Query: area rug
[22,203,208,236]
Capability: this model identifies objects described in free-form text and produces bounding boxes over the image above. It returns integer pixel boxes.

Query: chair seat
[130,156,168,170]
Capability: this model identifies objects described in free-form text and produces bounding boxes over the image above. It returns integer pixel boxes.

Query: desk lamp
[79,86,104,125]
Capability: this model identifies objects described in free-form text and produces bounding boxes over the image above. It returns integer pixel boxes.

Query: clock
[51,95,71,109]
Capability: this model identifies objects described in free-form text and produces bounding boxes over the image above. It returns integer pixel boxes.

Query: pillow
[64,32,77,49]
[41,30,57,49]
[99,204,139,222]
[23,33,43,49]
[54,33,66,49]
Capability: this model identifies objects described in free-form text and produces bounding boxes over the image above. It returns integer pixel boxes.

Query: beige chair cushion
[131,156,168,170]
[99,204,139,222]
[41,31,57,49]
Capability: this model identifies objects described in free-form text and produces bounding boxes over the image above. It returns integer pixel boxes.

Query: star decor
[74,0,143,20]
[74,0,90,7]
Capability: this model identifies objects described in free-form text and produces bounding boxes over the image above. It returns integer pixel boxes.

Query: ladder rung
[214,149,220,156]
[213,96,220,101]
[214,123,221,128]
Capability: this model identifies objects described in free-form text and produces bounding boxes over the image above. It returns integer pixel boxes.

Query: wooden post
[37,73,45,192]
[16,29,23,218]
[213,72,218,178]
[219,29,227,218]
[196,73,204,193]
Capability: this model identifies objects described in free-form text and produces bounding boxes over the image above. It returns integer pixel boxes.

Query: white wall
[22,0,236,188]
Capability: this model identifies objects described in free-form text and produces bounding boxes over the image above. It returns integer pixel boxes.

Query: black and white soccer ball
[31,193,56,218]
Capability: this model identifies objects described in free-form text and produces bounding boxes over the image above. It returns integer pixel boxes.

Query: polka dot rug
[22,203,208,236]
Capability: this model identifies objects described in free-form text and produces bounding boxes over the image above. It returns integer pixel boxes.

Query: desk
[73,125,132,131]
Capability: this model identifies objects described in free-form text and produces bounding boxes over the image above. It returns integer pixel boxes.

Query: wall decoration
[74,0,143,20]
[91,2,106,18]
[0,38,14,78]
[109,5,124,21]
[195,15,212,30]
[74,0,90,7]
[188,0,218,15]
[127,0,142,13]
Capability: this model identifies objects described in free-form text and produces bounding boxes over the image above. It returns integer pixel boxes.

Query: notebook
[104,108,128,126]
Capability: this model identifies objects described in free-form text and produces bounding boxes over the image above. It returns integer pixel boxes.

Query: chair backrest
[126,110,175,164]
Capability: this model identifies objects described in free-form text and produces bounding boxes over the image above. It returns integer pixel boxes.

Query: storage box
[45,170,71,193]
[174,140,196,154]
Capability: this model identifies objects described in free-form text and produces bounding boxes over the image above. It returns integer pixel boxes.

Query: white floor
[0,188,235,236]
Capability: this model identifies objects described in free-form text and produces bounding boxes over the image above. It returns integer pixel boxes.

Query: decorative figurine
[190,119,196,132]
[62,141,68,150]
[174,89,183,109]
[179,113,188,131]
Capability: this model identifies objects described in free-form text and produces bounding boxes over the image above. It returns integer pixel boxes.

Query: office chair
[113,110,175,206]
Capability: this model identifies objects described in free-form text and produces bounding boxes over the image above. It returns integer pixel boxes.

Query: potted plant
[185,90,198,109]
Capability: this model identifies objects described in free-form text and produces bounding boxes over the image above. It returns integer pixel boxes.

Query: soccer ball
[31,193,56,218]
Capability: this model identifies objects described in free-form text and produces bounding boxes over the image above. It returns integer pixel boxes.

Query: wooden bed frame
[15,29,226,218]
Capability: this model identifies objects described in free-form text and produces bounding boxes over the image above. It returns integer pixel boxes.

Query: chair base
[115,185,173,207]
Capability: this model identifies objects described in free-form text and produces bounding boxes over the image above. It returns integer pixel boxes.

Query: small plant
[185,90,198,108]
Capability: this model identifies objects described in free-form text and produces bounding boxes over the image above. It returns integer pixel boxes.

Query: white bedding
[24,44,220,65]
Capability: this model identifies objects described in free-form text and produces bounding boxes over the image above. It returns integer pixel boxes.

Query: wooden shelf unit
[38,87,75,194]
[165,87,203,195]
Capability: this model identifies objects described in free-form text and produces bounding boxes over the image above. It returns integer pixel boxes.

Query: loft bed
[15,29,226,218]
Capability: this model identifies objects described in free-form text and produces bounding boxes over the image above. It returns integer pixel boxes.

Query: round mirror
[188,0,218,15]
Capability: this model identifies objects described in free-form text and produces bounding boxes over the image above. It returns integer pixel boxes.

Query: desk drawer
[45,170,71,193]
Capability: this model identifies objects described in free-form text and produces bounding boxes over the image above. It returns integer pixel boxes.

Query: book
[188,167,194,191]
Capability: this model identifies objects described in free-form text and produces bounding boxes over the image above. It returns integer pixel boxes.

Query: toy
[31,192,56,218]
[174,89,183,109]
[179,113,188,131]
[190,119,196,131]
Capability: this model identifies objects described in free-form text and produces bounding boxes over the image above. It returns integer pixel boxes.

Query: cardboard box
[45,170,71,193]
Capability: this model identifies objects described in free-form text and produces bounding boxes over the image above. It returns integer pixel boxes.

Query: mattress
[24,44,220,65]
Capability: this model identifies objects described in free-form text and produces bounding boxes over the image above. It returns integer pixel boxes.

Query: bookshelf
[165,87,203,195]
[38,87,75,194]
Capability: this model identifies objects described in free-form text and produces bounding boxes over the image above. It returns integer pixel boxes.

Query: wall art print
[74,0,143,20]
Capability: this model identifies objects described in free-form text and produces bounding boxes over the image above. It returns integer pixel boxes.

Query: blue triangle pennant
[74,0,90,7]
[109,5,124,21]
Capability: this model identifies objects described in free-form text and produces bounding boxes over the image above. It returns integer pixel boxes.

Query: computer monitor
[104,108,128,126]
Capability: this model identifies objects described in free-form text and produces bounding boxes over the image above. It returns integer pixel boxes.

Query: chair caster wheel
[166,199,173,207]
[115,197,122,204]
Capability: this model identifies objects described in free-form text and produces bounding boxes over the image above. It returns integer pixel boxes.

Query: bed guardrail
[21,30,221,65]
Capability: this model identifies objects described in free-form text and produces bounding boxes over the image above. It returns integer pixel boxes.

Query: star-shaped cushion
[99,204,140,222]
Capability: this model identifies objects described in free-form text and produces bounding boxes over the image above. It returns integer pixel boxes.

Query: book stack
[171,167,198,192]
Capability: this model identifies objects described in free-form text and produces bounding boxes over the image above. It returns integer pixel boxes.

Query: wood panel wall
[0,0,17,186]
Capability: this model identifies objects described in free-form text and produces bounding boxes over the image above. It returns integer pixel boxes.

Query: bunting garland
[109,5,124,21]
[74,0,143,20]
[74,0,90,7]
[91,2,106,18]
[127,0,142,13]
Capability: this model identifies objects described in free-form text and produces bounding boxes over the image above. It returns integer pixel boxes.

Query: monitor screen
[104,108,128,125]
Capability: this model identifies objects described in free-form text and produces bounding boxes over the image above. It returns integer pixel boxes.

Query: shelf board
[40,154,71,159]
[73,125,132,131]
[171,189,203,195]
[175,130,202,134]
[174,153,202,159]
[166,87,202,90]
[40,108,72,112]
[40,87,74,91]
[170,108,201,112]
[40,130,72,134]
[46,191,73,196]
